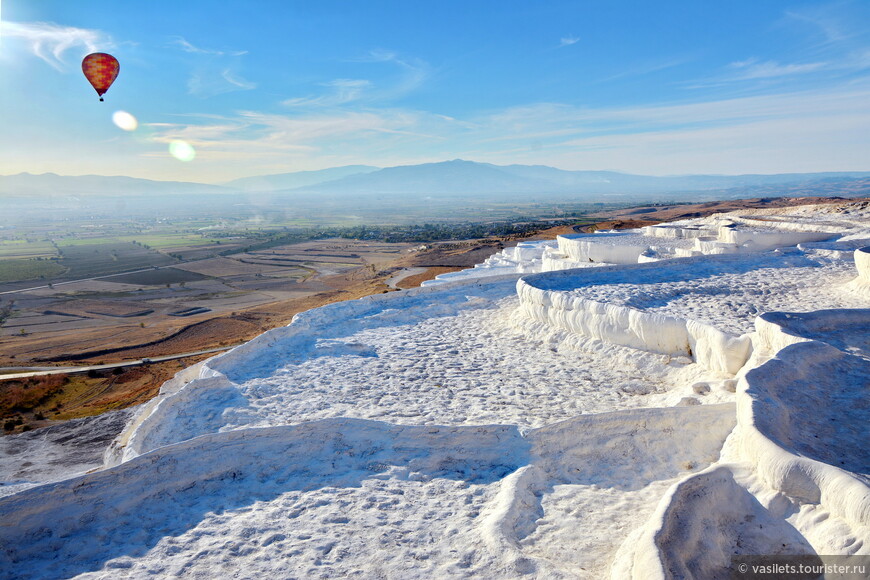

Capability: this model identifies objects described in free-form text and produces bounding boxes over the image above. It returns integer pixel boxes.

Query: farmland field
[0,259,66,283]
[57,242,176,279]
[173,257,296,277]
[0,240,57,260]
[107,268,210,286]
[116,234,225,249]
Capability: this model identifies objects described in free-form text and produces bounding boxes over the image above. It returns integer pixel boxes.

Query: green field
[118,234,224,249]
[0,239,58,260]
[0,259,67,283]
[49,236,129,247]
[48,232,235,250]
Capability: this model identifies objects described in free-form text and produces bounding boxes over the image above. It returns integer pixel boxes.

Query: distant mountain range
[2,160,869,201]
[278,160,870,197]
[224,165,379,192]
[0,172,228,197]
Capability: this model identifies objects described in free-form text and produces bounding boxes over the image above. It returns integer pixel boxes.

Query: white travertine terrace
[556,232,657,264]
[516,260,754,374]
[851,246,870,293]
[553,218,836,267]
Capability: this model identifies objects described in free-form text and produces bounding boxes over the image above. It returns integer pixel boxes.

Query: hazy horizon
[3,159,870,185]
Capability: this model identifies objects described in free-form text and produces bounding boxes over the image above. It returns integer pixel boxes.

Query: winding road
[0,345,236,380]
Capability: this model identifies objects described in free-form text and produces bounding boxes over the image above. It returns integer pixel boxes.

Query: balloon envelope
[82,53,120,101]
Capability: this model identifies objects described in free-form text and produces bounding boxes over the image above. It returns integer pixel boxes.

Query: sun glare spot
[112,111,138,131]
[169,140,196,162]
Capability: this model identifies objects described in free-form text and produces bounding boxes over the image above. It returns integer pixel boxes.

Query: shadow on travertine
[650,466,819,580]
[619,308,870,579]
[0,419,529,579]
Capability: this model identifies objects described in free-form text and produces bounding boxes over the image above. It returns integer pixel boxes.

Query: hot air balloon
[81,53,120,101]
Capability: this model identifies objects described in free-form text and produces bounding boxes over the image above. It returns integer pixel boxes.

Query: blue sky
[1,0,869,183]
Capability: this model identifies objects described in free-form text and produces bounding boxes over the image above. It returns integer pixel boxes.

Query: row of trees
[224,217,588,255]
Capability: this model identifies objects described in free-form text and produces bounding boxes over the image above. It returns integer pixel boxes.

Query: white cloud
[690,51,868,89]
[142,108,442,165]
[549,111,870,174]
[483,85,870,138]
[690,3,870,89]
[0,21,110,70]
[727,57,827,80]
[283,79,373,108]
[187,69,257,97]
[357,49,400,63]
[468,85,870,173]
[350,49,430,100]
[282,49,430,110]
[240,110,407,142]
[785,5,857,46]
[221,69,257,90]
[170,37,247,57]
[593,57,691,84]
[559,36,580,47]
[137,82,870,178]
[170,36,255,97]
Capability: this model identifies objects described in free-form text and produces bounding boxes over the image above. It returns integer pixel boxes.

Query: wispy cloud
[689,53,868,89]
[356,49,405,64]
[544,107,870,174]
[170,37,247,57]
[0,21,111,70]
[783,2,870,75]
[281,50,430,110]
[726,57,828,80]
[171,36,255,97]
[221,70,257,90]
[784,4,859,47]
[483,85,870,138]
[350,49,430,100]
[468,84,870,173]
[283,79,373,108]
[143,108,444,165]
[594,57,690,84]
[559,36,580,47]
[186,68,257,97]
[688,3,870,90]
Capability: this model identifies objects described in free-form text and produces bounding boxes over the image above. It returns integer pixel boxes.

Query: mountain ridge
[224,165,380,192]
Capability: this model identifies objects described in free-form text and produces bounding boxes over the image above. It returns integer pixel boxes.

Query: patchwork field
[0,239,419,369]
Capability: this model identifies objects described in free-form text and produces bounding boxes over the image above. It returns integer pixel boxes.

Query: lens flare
[112,111,138,131]
[169,140,196,162]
